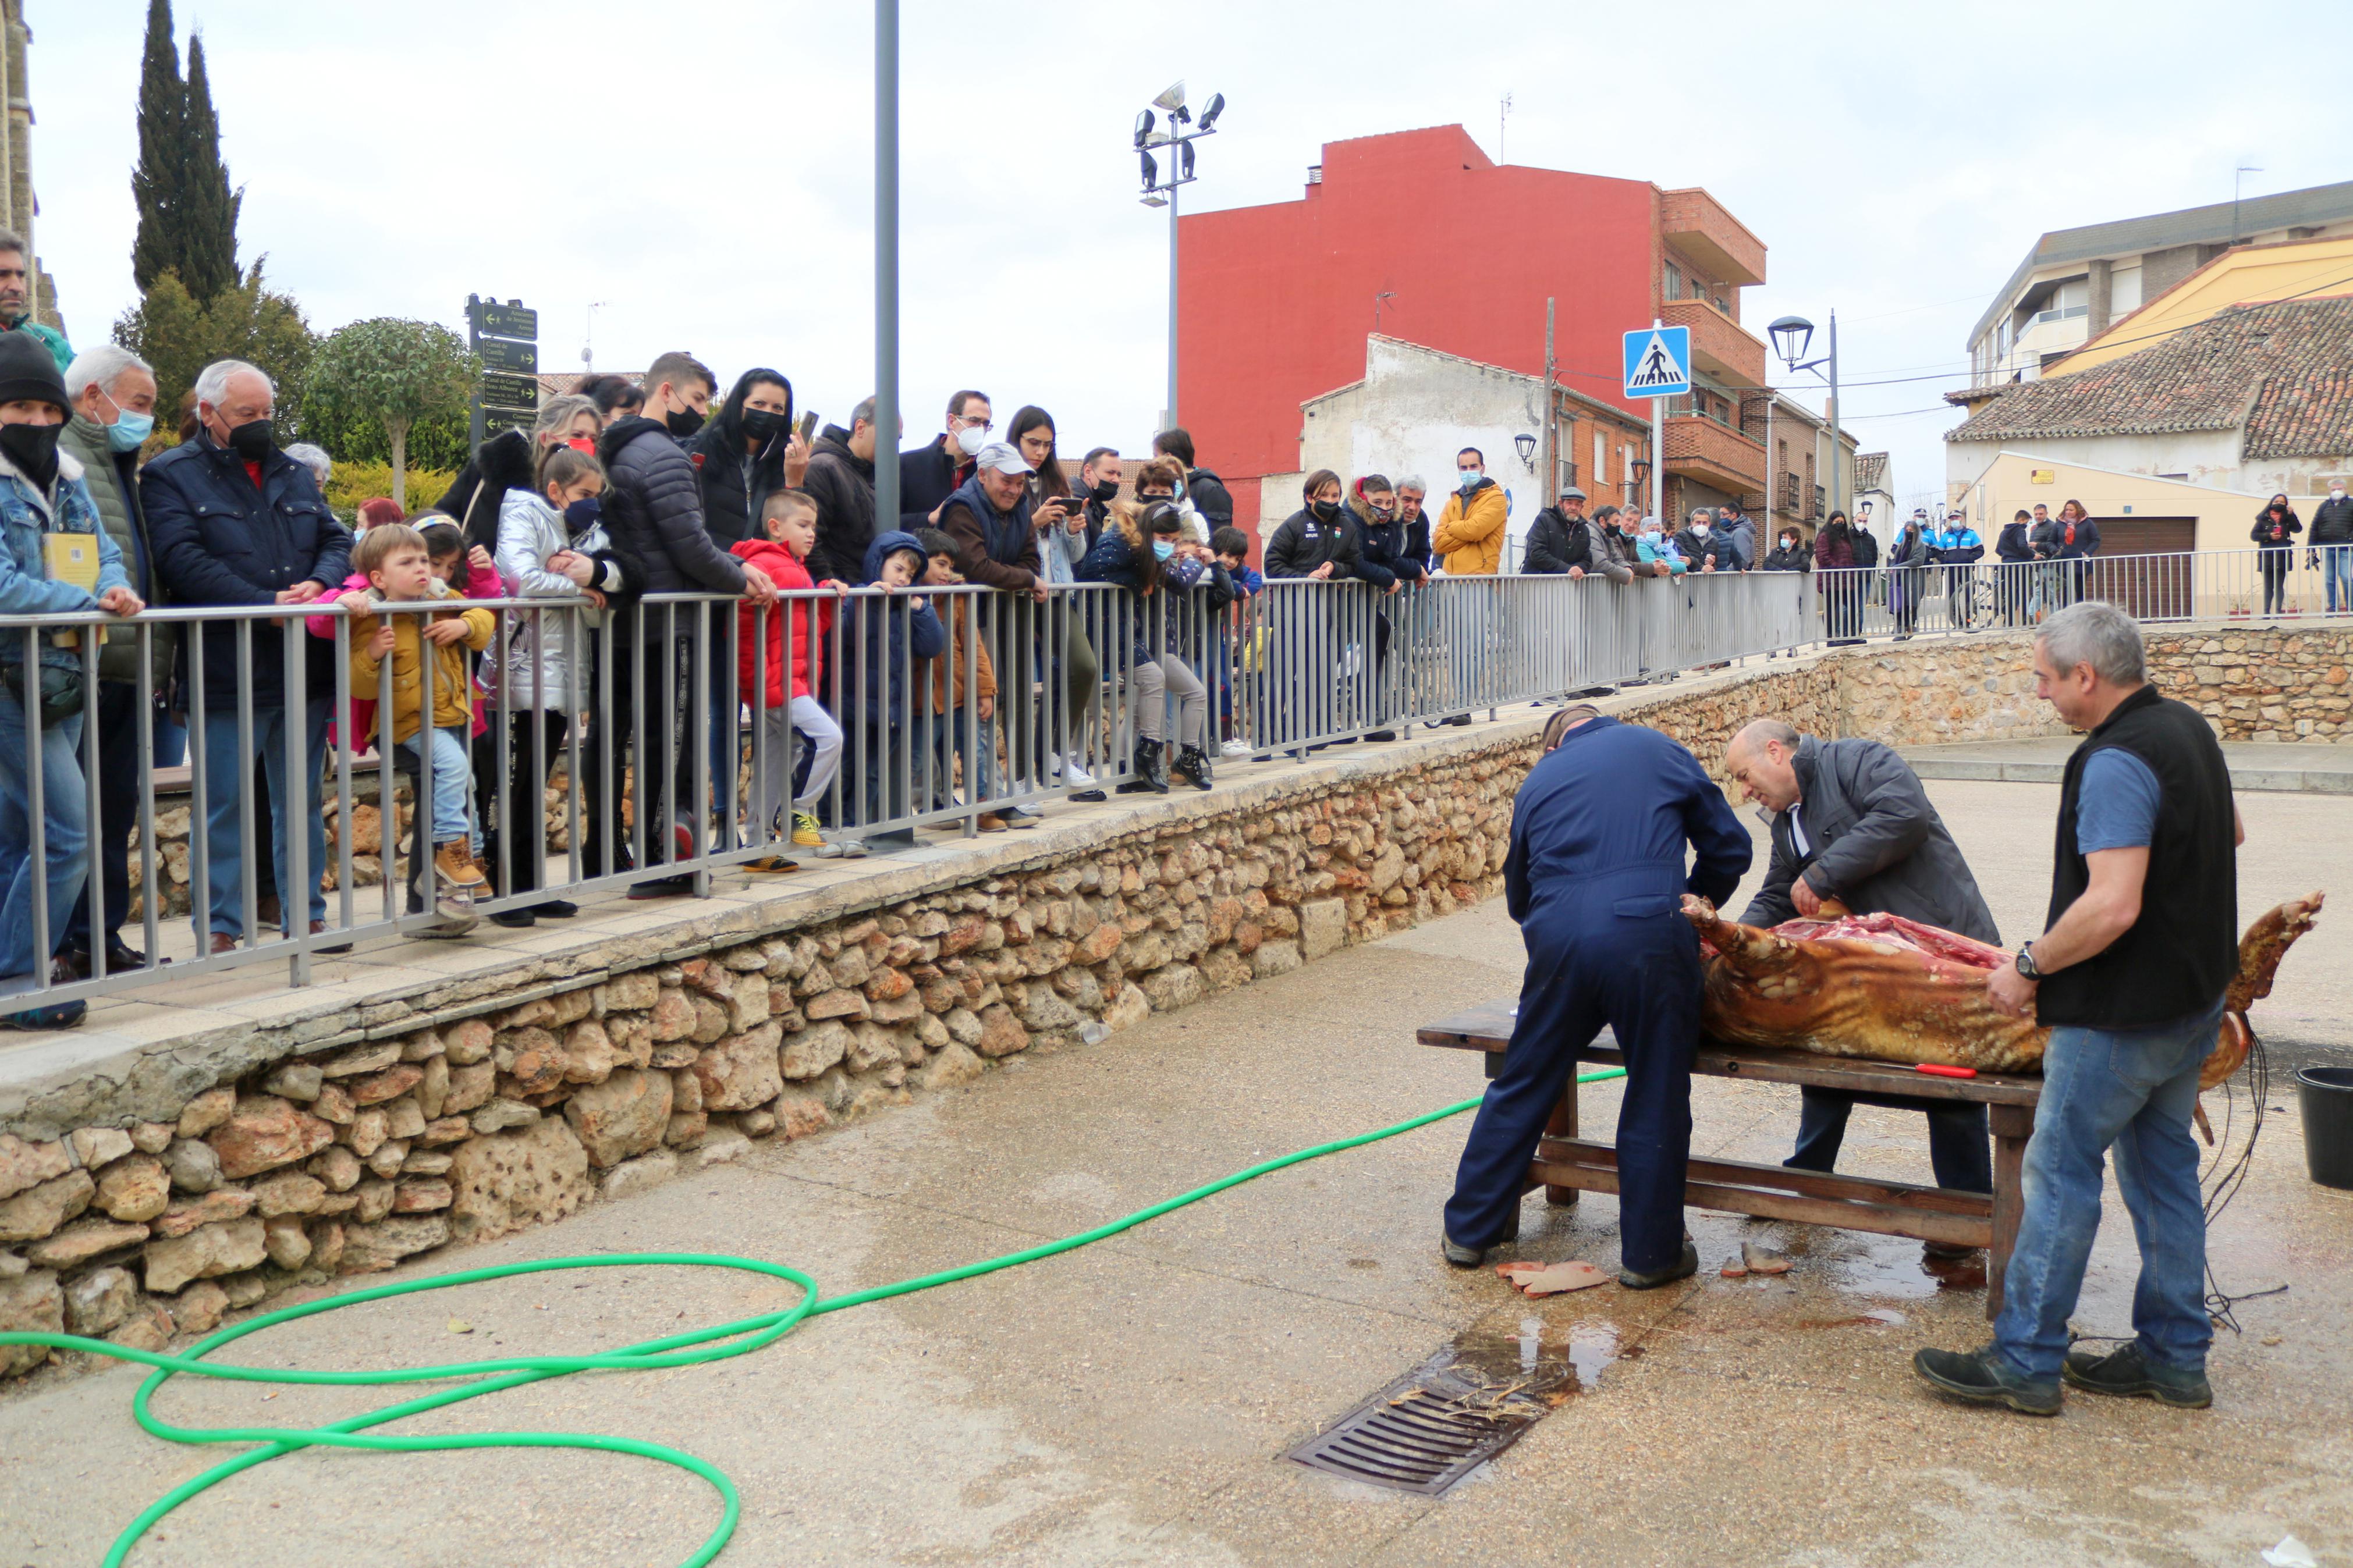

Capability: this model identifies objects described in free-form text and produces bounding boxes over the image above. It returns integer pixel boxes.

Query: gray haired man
[61,345,166,975]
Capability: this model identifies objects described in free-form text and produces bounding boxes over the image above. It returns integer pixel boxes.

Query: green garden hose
[2,1066,1627,1566]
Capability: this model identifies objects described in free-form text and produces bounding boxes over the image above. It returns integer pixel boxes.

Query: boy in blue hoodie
[848,530,946,852]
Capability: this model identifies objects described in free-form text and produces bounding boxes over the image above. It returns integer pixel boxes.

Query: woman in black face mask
[691,369,807,549]
[1259,470,1362,752]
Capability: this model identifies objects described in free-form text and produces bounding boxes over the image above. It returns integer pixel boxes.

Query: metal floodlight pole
[1827,308,1841,526]
[874,0,900,531]
[1167,177,1180,428]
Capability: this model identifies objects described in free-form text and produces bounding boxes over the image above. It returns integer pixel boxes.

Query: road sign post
[467,295,540,447]
[1623,322,1691,525]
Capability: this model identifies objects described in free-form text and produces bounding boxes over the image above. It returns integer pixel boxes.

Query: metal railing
[7,547,2336,1014]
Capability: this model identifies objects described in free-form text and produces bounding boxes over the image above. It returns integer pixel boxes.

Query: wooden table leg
[1986,1102,2035,1321]
[1543,1069,1580,1207]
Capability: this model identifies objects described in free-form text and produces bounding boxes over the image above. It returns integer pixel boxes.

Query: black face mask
[1088,479,1118,504]
[1310,500,1340,524]
[227,418,275,462]
[740,408,787,446]
[1140,491,1173,506]
[0,420,61,489]
[665,404,706,439]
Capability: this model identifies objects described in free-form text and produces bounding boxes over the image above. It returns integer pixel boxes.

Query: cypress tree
[128,0,184,293]
[175,35,242,303]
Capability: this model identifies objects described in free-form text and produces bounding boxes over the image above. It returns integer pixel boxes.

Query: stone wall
[0,742,1532,1377]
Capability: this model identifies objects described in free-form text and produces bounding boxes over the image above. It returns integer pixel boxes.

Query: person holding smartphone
[1013,407,1103,802]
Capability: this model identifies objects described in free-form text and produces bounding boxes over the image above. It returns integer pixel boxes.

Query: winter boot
[1170,744,1213,791]
[1117,737,1169,795]
[435,841,488,890]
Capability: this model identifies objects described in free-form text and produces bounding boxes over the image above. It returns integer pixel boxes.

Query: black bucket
[2297,1066,2353,1190]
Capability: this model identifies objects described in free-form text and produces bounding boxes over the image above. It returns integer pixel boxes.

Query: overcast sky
[29,0,2345,509]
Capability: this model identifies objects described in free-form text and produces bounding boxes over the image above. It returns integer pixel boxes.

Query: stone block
[209,1097,337,1180]
[68,1128,135,1170]
[779,1020,853,1080]
[340,1215,450,1275]
[164,1139,222,1194]
[449,1118,590,1244]
[912,1042,985,1092]
[0,1270,63,1375]
[27,1217,150,1270]
[844,1022,900,1074]
[1100,983,1152,1033]
[96,1155,171,1222]
[601,1150,678,1201]
[0,1170,94,1244]
[250,1172,326,1217]
[564,1069,673,1168]
[1138,964,1204,1012]
[974,1004,1028,1058]
[1251,939,1302,979]
[144,1216,266,1294]
[64,1266,138,1338]
[773,1094,833,1141]
[443,1062,496,1117]
[694,1025,785,1111]
[0,1136,70,1203]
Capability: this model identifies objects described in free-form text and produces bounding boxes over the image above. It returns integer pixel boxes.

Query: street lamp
[1769,310,1843,534]
[1513,432,1537,471]
[1134,81,1224,430]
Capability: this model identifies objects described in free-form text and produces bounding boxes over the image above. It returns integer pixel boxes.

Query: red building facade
[1178,124,1770,532]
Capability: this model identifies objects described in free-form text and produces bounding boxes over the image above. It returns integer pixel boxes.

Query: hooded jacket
[1,314,72,375]
[347,578,496,745]
[1737,734,2000,944]
[1263,504,1360,580]
[595,415,746,626]
[1348,497,1424,591]
[59,413,172,688]
[1074,508,1231,664]
[1995,521,2035,564]
[1760,538,1811,573]
[850,529,946,726]
[1431,477,1506,575]
[0,445,129,702]
[489,486,620,710]
[436,428,537,553]
[1184,467,1235,529]
[2252,504,2302,552]
[803,423,879,585]
[936,473,1043,592]
[1720,514,1758,573]
[2312,492,2353,547]
[690,368,795,550]
[1523,506,1593,575]
[144,428,353,705]
[1589,521,1641,581]
[729,536,829,710]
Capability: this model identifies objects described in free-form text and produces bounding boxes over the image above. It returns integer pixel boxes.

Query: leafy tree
[301,318,480,507]
[129,0,240,301]
[113,262,317,439]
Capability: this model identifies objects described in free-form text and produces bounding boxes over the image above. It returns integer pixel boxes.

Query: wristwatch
[2014,943,2044,980]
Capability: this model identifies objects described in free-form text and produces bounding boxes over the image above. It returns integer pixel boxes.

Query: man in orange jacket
[1428,449,1510,724]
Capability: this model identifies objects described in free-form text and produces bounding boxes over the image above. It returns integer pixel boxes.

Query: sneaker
[744,856,802,874]
[533,899,580,919]
[1062,753,1096,787]
[2061,1341,2212,1409]
[999,806,1041,829]
[1440,1233,1487,1269]
[1219,738,1252,758]
[435,841,488,890]
[1912,1344,2063,1416]
[790,810,824,848]
[489,909,537,929]
[1,991,86,1030]
[626,875,695,900]
[836,838,869,860]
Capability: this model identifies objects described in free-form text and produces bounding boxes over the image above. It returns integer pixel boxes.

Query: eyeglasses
[953,415,993,432]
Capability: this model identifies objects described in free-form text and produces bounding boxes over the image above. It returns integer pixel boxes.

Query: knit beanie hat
[0,329,68,412]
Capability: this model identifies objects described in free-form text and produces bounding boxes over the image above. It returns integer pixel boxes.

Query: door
[2086,517,2195,620]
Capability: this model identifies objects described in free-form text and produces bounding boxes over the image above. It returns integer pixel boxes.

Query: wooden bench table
[1419,999,2042,1318]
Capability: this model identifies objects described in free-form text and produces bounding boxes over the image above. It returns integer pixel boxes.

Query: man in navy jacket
[143,359,350,951]
[1444,707,1751,1285]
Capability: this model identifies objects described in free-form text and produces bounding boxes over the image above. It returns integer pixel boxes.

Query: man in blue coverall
[1443,705,1752,1287]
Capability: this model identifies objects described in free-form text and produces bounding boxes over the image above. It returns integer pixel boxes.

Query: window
[1805,451,1817,518]
[1663,261,1683,300]
[2111,265,2142,315]
[1593,429,1606,483]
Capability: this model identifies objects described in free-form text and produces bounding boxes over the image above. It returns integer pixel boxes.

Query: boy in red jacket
[731,490,846,871]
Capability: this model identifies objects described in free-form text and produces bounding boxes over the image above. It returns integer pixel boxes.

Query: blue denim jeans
[2322,546,2353,614]
[198,698,329,939]
[403,724,478,851]
[1993,998,2223,1382]
[0,685,87,980]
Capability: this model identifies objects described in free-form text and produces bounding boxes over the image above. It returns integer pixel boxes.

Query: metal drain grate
[1286,1333,1574,1495]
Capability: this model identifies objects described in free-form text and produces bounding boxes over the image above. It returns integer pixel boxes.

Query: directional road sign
[469,301,538,340]
[476,336,538,375]
[481,372,540,409]
[1622,325,1691,399]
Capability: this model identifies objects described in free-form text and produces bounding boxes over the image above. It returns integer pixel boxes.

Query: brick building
[1177,123,1770,538]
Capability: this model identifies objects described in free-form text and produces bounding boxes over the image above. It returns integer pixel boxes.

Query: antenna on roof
[1499,92,1512,163]
[2233,165,2265,247]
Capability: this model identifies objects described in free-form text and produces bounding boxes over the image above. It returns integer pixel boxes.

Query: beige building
[0,0,59,332]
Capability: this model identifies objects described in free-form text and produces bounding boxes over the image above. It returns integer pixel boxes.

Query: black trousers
[1784,1085,1992,1193]
[479,710,572,897]
[582,632,694,881]
[65,681,140,955]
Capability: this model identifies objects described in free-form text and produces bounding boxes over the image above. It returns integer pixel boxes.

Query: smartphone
[797,410,819,443]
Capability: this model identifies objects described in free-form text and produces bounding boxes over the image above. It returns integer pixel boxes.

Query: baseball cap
[1559,484,1587,501]
[974,442,1032,477]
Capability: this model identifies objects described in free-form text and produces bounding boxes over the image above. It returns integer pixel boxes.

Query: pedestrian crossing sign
[1623,326,1692,398]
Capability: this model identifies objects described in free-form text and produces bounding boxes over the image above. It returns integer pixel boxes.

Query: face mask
[665,404,705,439]
[564,496,602,532]
[1457,470,1481,490]
[107,411,155,453]
[2333,490,2347,500]
[954,424,989,458]
[1780,538,1796,552]
[740,408,787,445]
[227,418,276,461]
[1691,524,1709,538]
[1140,491,1173,505]
[1152,539,1176,561]
[1310,500,1340,523]
[0,420,61,488]
[1088,478,1118,503]
[1372,503,1395,519]
[566,436,597,455]
[1641,529,1662,546]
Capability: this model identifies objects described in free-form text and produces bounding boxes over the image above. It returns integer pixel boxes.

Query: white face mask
[1691,524,1709,538]
[954,424,989,457]
[2334,489,2347,500]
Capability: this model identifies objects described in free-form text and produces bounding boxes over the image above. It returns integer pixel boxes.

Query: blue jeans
[2322,546,2353,614]
[403,724,478,851]
[0,686,87,980]
[1993,998,2223,1381]
[199,698,329,938]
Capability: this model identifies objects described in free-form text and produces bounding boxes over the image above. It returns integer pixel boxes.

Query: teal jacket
[2,315,73,376]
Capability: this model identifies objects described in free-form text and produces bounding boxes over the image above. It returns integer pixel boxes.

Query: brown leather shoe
[308,920,353,956]
[208,932,237,955]
[976,813,1009,833]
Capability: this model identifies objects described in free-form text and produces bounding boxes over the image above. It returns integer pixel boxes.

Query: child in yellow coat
[340,524,496,903]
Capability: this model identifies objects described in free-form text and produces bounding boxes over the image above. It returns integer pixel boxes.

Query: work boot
[1912,1343,2063,1416]
[1116,738,1169,795]
[2062,1341,2212,1409]
[435,841,488,890]
[1440,1233,1488,1269]
[1617,1239,1699,1290]
[1170,744,1213,791]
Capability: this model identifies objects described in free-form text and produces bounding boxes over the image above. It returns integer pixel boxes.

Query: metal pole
[1539,297,1556,502]
[873,0,900,531]
[1166,177,1180,429]
[1764,392,1774,541]
[1827,308,1842,527]
[1649,317,1664,526]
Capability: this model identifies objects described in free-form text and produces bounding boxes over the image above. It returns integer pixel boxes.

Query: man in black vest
[1915,601,2242,1417]
[1725,720,1998,1212]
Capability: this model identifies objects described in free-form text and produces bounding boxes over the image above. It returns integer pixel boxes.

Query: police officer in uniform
[1444,705,1751,1287]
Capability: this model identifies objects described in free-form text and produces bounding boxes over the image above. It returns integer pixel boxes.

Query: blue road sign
[1623,325,1691,398]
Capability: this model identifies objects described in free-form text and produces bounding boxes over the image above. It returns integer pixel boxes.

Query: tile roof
[1852,451,1889,491]
[1943,297,2353,458]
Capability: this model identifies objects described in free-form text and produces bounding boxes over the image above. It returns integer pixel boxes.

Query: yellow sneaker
[791,810,824,849]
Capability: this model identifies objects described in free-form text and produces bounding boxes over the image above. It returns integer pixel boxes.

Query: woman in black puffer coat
[2252,494,2301,616]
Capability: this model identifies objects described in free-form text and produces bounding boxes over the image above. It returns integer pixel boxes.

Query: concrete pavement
[1903,737,2353,795]
[1,777,2347,1567]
